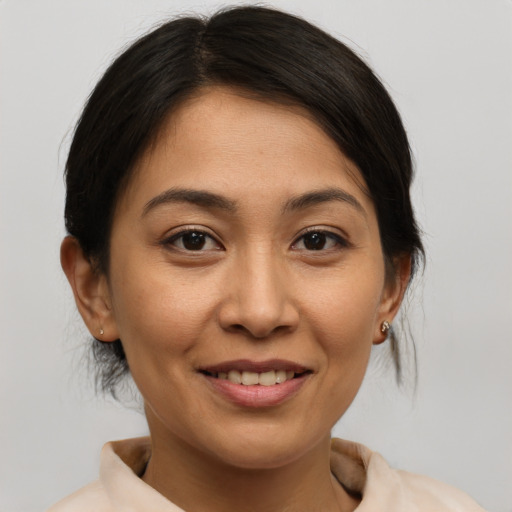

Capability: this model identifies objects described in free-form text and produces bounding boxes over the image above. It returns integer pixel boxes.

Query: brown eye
[292,230,346,251]
[166,230,221,251]
[303,232,327,250]
[181,232,206,250]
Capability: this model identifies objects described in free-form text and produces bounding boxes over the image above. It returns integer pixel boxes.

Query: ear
[60,236,119,342]
[373,254,412,345]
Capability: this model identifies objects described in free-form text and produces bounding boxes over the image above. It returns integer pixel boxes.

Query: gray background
[1,1,511,511]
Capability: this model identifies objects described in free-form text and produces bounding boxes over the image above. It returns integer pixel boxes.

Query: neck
[142,418,359,512]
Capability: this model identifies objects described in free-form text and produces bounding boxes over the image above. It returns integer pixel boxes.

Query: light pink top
[48,437,486,511]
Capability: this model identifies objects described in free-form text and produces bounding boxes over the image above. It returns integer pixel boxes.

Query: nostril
[218,298,299,339]
[226,322,291,339]
[225,324,259,337]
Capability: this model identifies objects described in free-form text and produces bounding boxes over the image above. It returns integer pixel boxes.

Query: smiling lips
[200,359,311,407]
[206,369,296,386]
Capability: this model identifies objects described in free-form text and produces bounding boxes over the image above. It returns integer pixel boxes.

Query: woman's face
[101,87,404,469]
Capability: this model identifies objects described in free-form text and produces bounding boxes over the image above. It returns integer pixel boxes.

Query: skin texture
[61,87,410,512]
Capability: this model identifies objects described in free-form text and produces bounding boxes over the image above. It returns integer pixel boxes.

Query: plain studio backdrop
[1,1,511,511]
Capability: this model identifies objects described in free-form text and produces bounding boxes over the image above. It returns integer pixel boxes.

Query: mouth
[198,360,312,407]
[200,368,308,386]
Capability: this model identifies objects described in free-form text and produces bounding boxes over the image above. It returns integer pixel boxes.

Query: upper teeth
[216,370,296,386]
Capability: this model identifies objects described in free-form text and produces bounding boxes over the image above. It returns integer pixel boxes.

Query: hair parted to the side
[64,6,424,398]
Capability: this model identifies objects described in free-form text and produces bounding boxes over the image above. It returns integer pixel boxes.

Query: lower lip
[203,374,310,408]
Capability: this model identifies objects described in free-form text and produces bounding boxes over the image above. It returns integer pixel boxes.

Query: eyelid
[160,226,224,251]
[291,227,351,250]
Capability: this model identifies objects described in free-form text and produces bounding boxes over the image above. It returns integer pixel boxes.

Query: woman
[49,6,485,511]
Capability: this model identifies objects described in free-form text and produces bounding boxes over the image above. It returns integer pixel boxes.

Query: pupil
[304,232,326,250]
[182,232,205,250]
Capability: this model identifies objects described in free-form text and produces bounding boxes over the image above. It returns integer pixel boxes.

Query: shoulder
[365,450,488,511]
[330,438,487,511]
[45,437,150,512]
[46,437,175,512]
[46,480,112,512]
[391,466,487,511]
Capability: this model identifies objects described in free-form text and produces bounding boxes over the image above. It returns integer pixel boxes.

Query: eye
[164,229,222,251]
[292,230,347,251]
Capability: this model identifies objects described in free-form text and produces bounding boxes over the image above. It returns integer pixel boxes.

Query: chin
[203,427,328,470]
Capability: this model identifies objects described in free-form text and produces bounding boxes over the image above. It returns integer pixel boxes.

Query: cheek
[302,261,384,405]
[109,256,222,359]
[306,263,384,346]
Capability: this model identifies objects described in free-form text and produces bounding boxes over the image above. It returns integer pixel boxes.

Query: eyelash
[161,228,223,252]
[291,228,349,252]
[161,227,350,253]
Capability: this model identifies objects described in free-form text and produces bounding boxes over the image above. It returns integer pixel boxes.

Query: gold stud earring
[380,320,391,334]
[99,328,104,336]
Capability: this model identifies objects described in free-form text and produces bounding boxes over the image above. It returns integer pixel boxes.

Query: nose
[218,249,299,339]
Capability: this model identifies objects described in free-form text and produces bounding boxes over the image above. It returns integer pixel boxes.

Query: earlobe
[373,254,412,345]
[60,236,119,341]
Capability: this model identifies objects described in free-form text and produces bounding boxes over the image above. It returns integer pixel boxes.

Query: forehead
[120,87,372,215]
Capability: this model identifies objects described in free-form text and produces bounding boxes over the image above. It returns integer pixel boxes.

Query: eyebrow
[141,186,366,218]
[142,188,237,217]
[282,188,366,217]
